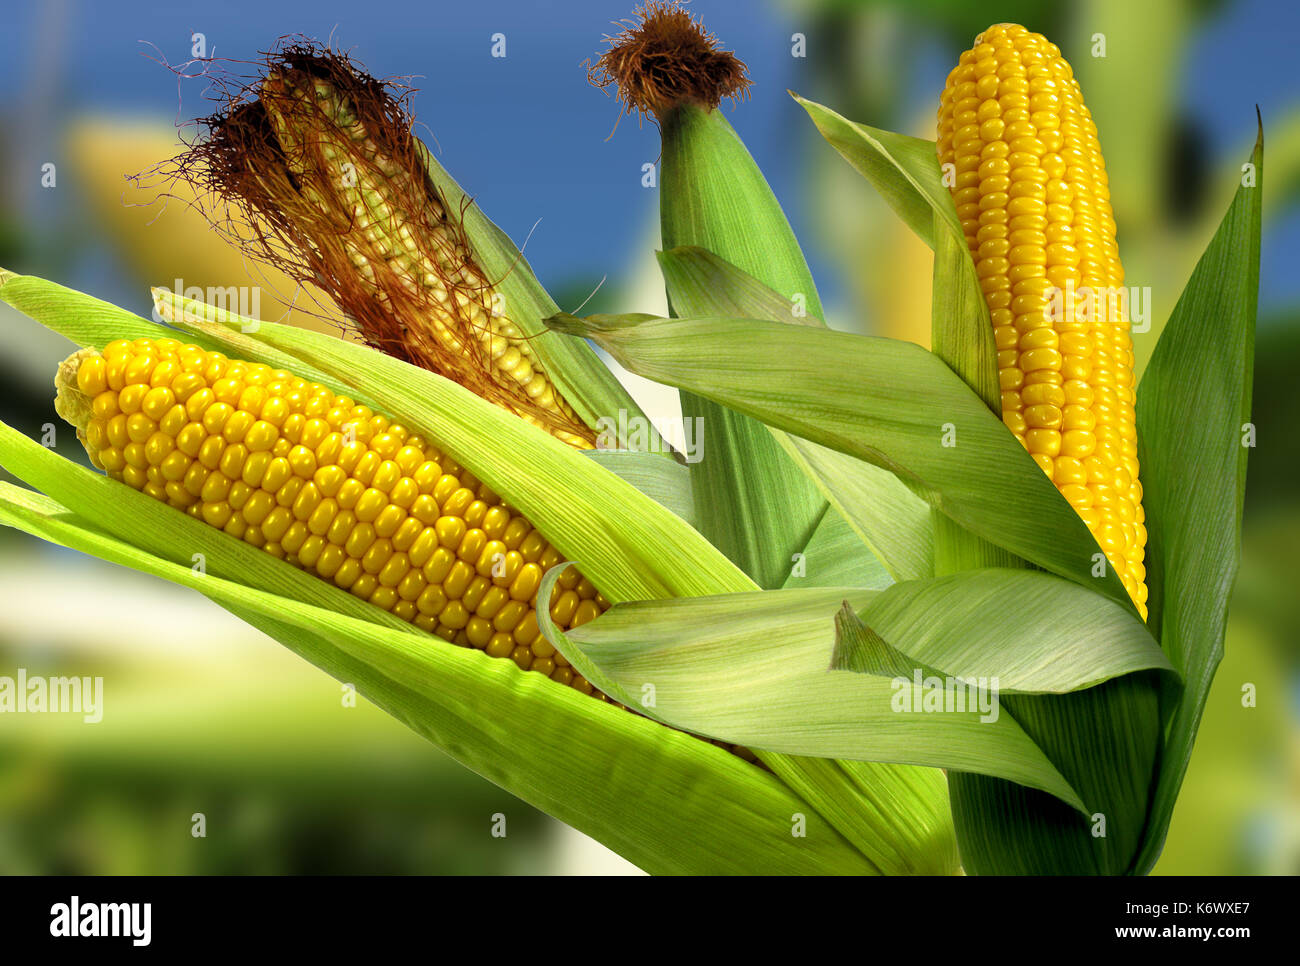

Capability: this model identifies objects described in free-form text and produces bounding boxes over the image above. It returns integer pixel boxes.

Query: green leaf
[657,247,933,583]
[950,673,1161,875]
[929,210,998,414]
[0,476,872,875]
[836,566,1167,871]
[928,209,1022,573]
[794,94,956,251]
[535,579,1087,813]
[546,311,1134,611]
[853,569,1173,695]
[656,246,816,328]
[660,104,823,318]
[833,603,936,679]
[658,111,829,592]
[582,449,695,527]
[782,506,892,592]
[1131,122,1263,875]
[778,435,934,583]
[650,101,957,870]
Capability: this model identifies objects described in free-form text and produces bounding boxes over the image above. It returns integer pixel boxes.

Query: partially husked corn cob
[195,48,595,448]
[936,23,1148,618]
[54,338,606,692]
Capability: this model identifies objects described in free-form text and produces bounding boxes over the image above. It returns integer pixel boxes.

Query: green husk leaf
[658,246,933,583]
[832,604,936,679]
[658,109,828,591]
[582,449,696,527]
[778,436,934,583]
[535,576,1086,812]
[660,104,823,318]
[929,209,998,413]
[950,672,1161,875]
[652,120,956,876]
[0,474,871,875]
[794,94,955,251]
[928,209,1023,570]
[414,143,652,447]
[545,311,1133,610]
[849,569,1173,695]
[782,505,892,591]
[656,246,817,328]
[1130,121,1263,874]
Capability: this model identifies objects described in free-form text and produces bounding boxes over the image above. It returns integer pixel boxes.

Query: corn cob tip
[55,347,100,432]
[588,0,750,122]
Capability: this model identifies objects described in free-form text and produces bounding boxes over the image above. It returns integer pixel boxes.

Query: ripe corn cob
[936,23,1147,618]
[54,338,606,692]
[199,49,595,449]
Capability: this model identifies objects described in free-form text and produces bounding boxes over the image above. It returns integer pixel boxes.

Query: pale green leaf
[832,603,932,679]
[582,449,695,527]
[658,160,828,592]
[657,247,933,583]
[853,569,1173,695]
[794,94,955,251]
[545,311,1134,611]
[535,579,1086,812]
[782,505,892,591]
[660,104,823,318]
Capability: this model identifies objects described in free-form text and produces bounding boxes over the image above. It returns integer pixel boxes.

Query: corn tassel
[937,23,1147,618]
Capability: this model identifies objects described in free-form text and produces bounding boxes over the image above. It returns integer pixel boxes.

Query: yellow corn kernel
[55,342,609,695]
[938,23,1147,618]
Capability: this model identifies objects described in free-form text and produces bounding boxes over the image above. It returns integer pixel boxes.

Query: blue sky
[2,0,1296,317]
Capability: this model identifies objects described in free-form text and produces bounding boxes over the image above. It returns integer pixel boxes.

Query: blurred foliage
[0,558,555,874]
[66,118,350,337]
[1247,314,1300,512]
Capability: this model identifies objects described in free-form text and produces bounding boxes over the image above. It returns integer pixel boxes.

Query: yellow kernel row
[70,338,610,691]
[938,23,1147,616]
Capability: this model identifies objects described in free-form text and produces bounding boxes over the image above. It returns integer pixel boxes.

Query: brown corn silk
[166,44,594,447]
[587,0,750,122]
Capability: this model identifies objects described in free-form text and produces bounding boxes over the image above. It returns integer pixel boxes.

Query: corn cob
[190,47,595,448]
[55,338,606,692]
[936,23,1148,618]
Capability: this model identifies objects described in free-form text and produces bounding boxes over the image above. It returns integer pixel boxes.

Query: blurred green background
[0,0,1295,874]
